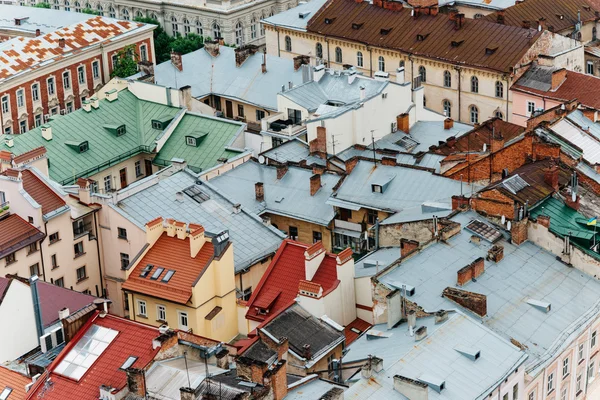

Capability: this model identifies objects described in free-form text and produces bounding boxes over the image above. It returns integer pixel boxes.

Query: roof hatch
[454,345,481,361]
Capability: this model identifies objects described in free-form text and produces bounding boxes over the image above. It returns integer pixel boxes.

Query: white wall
[0,280,37,363]
[354,276,373,323]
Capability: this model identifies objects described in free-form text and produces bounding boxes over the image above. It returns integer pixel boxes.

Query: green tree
[170,33,204,54]
[34,2,51,8]
[111,45,139,78]
[81,8,101,15]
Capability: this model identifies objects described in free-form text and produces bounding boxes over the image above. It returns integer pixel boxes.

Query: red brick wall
[471,189,514,219]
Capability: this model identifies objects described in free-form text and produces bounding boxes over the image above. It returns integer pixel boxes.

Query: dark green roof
[1,89,181,185]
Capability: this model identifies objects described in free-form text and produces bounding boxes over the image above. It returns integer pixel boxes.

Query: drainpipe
[30,275,44,341]
[409,54,414,88]
[40,221,48,282]
[276,28,281,57]
[374,218,380,250]
[369,47,373,78]
[93,212,105,298]
[326,38,330,67]
[455,66,462,122]
[504,74,510,121]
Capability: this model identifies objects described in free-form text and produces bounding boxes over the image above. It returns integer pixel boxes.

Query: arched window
[495,111,504,120]
[399,60,405,68]
[443,70,451,87]
[196,21,203,36]
[150,12,158,20]
[184,18,191,36]
[495,81,504,98]
[316,43,323,59]
[171,16,179,35]
[378,56,385,72]
[53,0,59,10]
[471,76,479,93]
[419,66,426,82]
[250,18,257,39]
[212,22,221,39]
[470,105,479,124]
[108,6,116,18]
[64,0,70,11]
[285,36,292,52]
[97,4,103,15]
[74,1,80,12]
[335,47,342,63]
[260,13,266,36]
[443,100,451,118]
[136,10,144,18]
[357,51,363,67]
[235,22,244,46]
[122,8,129,20]
[84,2,90,9]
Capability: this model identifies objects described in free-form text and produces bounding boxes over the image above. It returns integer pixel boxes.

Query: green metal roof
[154,113,245,173]
[1,89,181,185]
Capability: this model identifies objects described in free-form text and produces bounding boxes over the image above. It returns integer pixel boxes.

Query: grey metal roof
[262,0,329,31]
[355,247,401,278]
[550,118,600,165]
[344,312,527,400]
[154,46,302,111]
[286,378,345,399]
[514,65,555,91]
[0,5,92,34]
[261,139,326,166]
[209,160,340,226]
[330,160,470,213]
[377,211,600,374]
[375,121,472,154]
[113,169,284,272]
[280,72,388,113]
[567,109,600,142]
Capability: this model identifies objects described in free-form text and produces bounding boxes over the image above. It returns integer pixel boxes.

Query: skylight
[162,270,175,282]
[140,264,153,278]
[151,267,164,280]
[54,325,118,381]
[119,356,138,370]
[0,388,13,400]
[184,185,210,203]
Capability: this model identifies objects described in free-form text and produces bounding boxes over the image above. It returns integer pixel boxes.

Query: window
[32,83,40,102]
[76,265,87,281]
[17,89,24,108]
[313,231,322,243]
[138,300,147,317]
[513,384,518,400]
[104,175,112,192]
[121,8,129,20]
[92,61,100,79]
[74,241,84,257]
[563,357,570,377]
[357,51,363,67]
[96,4,103,15]
[19,120,27,134]
[419,66,426,82]
[212,22,221,39]
[4,127,11,135]
[28,242,38,255]
[5,252,16,265]
[111,54,118,69]
[579,343,585,362]
[289,226,298,240]
[55,277,64,287]
[576,372,582,393]
[120,253,129,269]
[240,287,252,301]
[327,354,336,379]
[48,77,56,95]
[285,36,292,52]
[399,60,405,68]
[547,372,554,393]
[527,101,536,116]
[77,66,85,84]
[495,81,504,98]
[34,114,42,128]
[28,216,34,224]
[378,56,385,72]
[235,22,243,46]
[256,110,265,121]
[502,394,508,400]
[367,209,378,225]
[1,96,8,114]
[470,105,479,124]
[443,70,451,87]
[30,263,40,277]
[63,71,71,90]
[335,47,342,63]
[561,386,567,400]
[237,104,244,118]
[118,227,128,239]
[494,111,503,120]
[51,254,58,269]
[53,0,59,9]
[589,361,595,382]
[588,61,595,75]
[196,20,203,36]
[157,305,166,321]
[66,102,73,113]
[260,15,265,36]
[471,76,479,93]
[316,43,323,59]
[74,1,80,12]
[178,311,189,329]
[134,160,142,177]
[443,100,451,118]
[64,0,70,11]
[593,331,597,348]
[78,141,88,153]
[184,18,191,36]
[251,19,257,39]
[136,10,143,18]
[186,137,197,147]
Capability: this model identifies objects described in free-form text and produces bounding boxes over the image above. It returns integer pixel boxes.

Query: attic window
[352,22,363,30]
[119,356,138,370]
[79,141,89,153]
[451,40,464,47]
[151,116,174,130]
[162,270,175,282]
[485,46,498,55]
[350,327,362,334]
[103,124,126,136]
[416,33,429,41]
[0,388,13,400]
[325,17,335,24]
[65,140,89,153]
[185,132,208,147]
[151,267,165,280]
[556,14,564,20]
[380,28,392,35]
[139,264,153,278]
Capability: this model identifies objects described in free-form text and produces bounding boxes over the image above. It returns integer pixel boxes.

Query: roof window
[451,40,464,47]
[150,267,164,280]
[119,356,138,370]
[0,388,13,400]
[185,132,208,147]
[416,33,429,41]
[162,270,175,282]
[140,264,153,278]
[325,17,336,24]
[103,124,126,136]
[151,115,174,130]
[65,140,89,153]
[485,46,498,55]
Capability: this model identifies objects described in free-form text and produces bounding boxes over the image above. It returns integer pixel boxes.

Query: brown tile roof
[306,0,542,73]
[434,119,526,155]
[343,318,372,345]
[122,232,214,304]
[0,366,30,400]
[13,146,46,164]
[484,0,597,33]
[20,169,66,215]
[0,150,11,162]
[0,214,44,256]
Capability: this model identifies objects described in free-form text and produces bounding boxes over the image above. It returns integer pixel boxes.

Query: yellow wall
[198,94,275,130]
[267,213,333,251]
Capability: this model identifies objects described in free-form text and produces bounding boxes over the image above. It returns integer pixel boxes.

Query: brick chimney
[537,215,550,229]
[170,51,183,72]
[264,360,288,400]
[235,45,259,68]
[487,245,504,263]
[345,157,359,174]
[77,177,92,205]
[35,28,41,36]
[310,174,321,196]
[544,165,559,191]
[522,20,531,29]
[189,224,206,258]
[304,241,326,280]
[397,113,409,133]
[551,68,567,91]
[255,182,264,202]
[58,38,65,48]
[309,126,327,156]
[400,239,418,258]
[444,118,454,130]
[452,195,469,210]
[126,368,146,397]
[511,219,528,245]
[276,164,288,180]
[293,55,310,71]
[262,48,267,73]
[204,40,220,57]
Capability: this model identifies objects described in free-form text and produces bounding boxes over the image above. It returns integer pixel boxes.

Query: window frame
[443,70,451,88]
[32,83,40,102]
[76,265,87,281]
[357,51,363,68]
[285,36,292,52]
[178,311,189,330]
[16,88,25,108]
[138,300,147,317]
[471,76,479,93]
[62,71,71,90]
[157,304,167,321]
[378,56,385,72]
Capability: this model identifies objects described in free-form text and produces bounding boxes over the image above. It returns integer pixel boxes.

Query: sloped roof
[262,0,330,31]
[122,232,214,304]
[37,280,97,327]
[0,5,91,35]
[306,0,543,73]
[245,240,340,322]
[27,313,161,400]
[0,214,45,258]
[0,366,29,400]
[343,318,371,345]
[0,90,182,185]
[19,169,66,216]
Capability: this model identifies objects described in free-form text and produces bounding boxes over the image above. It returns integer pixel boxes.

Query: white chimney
[394,376,428,400]
[90,97,99,109]
[396,67,405,84]
[314,64,326,82]
[407,310,416,337]
[359,85,366,101]
[348,71,357,85]
[5,138,14,148]
[175,221,187,240]
[82,100,92,112]
[304,242,326,281]
[41,125,52,141]
[105,89,118,102]
[58,307,70,320]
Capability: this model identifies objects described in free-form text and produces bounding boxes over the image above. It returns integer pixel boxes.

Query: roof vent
[387,280,415,296]
[419,374,446,393]
[366,329,392,340]
[451,40,464,47]
[416,33,429,41]
[415,326,427,341]
[454,345,481,361]
[352,22,363,29]
[485,46,498,55]
[41,125,52,141]
[5,138,13,148]
[298,11,311,18]
[380,27,392,35]
[325,17,335,24]
[527,299,551,313]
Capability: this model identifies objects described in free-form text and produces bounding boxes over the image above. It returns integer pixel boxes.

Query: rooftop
[286,377,345,399]
[18,169,67,217]
[262,0,329,31]
[0,366,29,400]
[209,161,341,226]
[344,312,527,399]
[245,240,340,322]
[0,214,45,259]
[543,112,600,166]
[154,45,302,111]
[306,0,543,73]
[438,0,516,10]
[113,169,284,273]
[261,139,326,167]
[36,280,98,328]
[376,210,600,373]
[0,5,91,35]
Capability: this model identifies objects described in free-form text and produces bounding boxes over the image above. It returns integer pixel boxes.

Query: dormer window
[352,22,363,30]
[416,33,429,41]
[151,115,174,130]
[485,46,498,55]
[380,28,392,35]
[79,142,88,152]
[117,126,126,136]
[451,40,464,47]
[185,132,208,147]
[186,137,197,147]
[65,140,89,153]
[103,124,126,136]
[325,17,335,24]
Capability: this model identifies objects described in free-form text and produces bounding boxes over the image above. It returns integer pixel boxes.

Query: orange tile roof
[298,280,322,295]
[336,247,353,264]
[343,318,372,345]
[12,146,46,165]
[122,232,214,304]
[0,366,29,400]
[0,214,44,255]
[0,150,11,162]
[20,169,66,215]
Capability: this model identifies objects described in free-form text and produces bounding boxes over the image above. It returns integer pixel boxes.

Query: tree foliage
[133,17,205,63]
[34,2,51,8]
[81,8,101,15]
[110,45,139,78]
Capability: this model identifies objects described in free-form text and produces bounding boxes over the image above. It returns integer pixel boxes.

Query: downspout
[30,275,44,341]
[276,27,281,57]
[369,47,373,78]
[93,212,105,298]
[455,66,462,122]
[409,54,414,88]
[504,74,510,120]
[40,221,48,282]
[326,38,330,67]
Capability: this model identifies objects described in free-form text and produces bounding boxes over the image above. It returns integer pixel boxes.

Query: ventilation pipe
[30,275,44,342]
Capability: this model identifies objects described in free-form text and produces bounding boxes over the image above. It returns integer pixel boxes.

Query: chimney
[235,45,259,68]
[361,356,383,379]
[58,38,65,48]
[265,360,288,400]
[487,245,504,263]
[41,125,52,141]
[276,164,288,180]
[444,118,454,130]
[551,68,567,91]
[396,67,405,84]
[82,100,92,112]
[394,376,429,400]
[496,10,505,24]
[30,276,44,341]
[400,238,418,258]
[5,138,13,148]
[293,54,310,71]
[58,307,70,320]
[126,368,146,397]
[170,51,183,72]
[189,225,206,258]
[166,218,177,237]
[304,241,326,280]
[511,219,528,246]
[309,126,327,156]
[255,182,264,202]
[145,217,164,246]
[544,165,559,191]
[77,177,92,205]
[449,9,458,21]
[415,326,428,341]
[262,48,267,73]
[35,29,41,37]
[434,310,448,324]
[387,289,402,330]
[345,157,359,174]
[90,97,99,109]
[522,20,531,29]
[310,174,321,196]
[105,89,118,102]
[204,40,220,57]
[312,165,325,175]
[397,113,409,133]
[175,221,187,240]
[359,85,366,101]
[454,13,465,29]
[138,61,155,81]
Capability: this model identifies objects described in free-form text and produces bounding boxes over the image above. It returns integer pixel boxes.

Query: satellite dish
[501,215,506,224]
[258,155,266,164]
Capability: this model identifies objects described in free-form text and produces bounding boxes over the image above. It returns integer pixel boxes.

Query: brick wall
[471,189,514,219]
[442,287,487,316]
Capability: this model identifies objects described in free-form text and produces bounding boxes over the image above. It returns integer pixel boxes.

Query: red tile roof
[343,318,372,345]
[37,281,97,327]
[27,313,160,400]
[18,169,66,216]
[13,147,46,165]
[245,240,340,323]
[0,150,11,162]
[122,232,214,304]
[0,214,44,255]
[306,0,543,73]
[0,277,10,305]
[0,366,29,400]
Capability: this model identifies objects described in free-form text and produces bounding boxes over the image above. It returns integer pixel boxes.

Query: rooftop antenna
[371,129,376,164]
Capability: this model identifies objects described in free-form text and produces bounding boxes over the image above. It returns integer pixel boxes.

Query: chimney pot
[58,38,65,48]
[415,326,427,341]
[544,165,559,191]
[309,126,327,157]
[444,118,454,130]
[255,182,264,202]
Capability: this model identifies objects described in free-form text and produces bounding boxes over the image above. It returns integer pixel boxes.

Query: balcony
[261,112,306,138]
[0,201,9,217]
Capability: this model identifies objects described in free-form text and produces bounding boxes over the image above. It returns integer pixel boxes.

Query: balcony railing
[73,221,92,237]
[261,113,306,137]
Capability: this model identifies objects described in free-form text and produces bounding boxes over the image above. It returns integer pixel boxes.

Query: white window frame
[547,372,554,393]
[157,304,166,321]
[1,95,9,114]
[140,45,148,62]
[178,311,189,330]
[593,331,597,348]
[563,357,570,377]
[579,343,585,361]
[92,61,100,79]
[104,175,112,193]
[357,51,363,68]
[77,65,86,84]
[588,60,594,75]
[527,101,535,116]
[19,119,27,134]
[32,83,40,102]
[16,88,25,108]
[378,56,385,72]
[47,77,56,96]
[63,71,71,90]
[138,300,147,317]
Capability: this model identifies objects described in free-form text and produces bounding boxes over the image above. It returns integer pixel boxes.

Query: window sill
[76,276,89,283]
[51,265,60,270]
[547,389,555,395]
[563,373,570,380]
[118,236,128,240]
[27,250,39,256]
[579,358,585,365]
[49,238,61,245]
[137,314,148,319]
[156,319,167,324]
[74,252,86,259]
